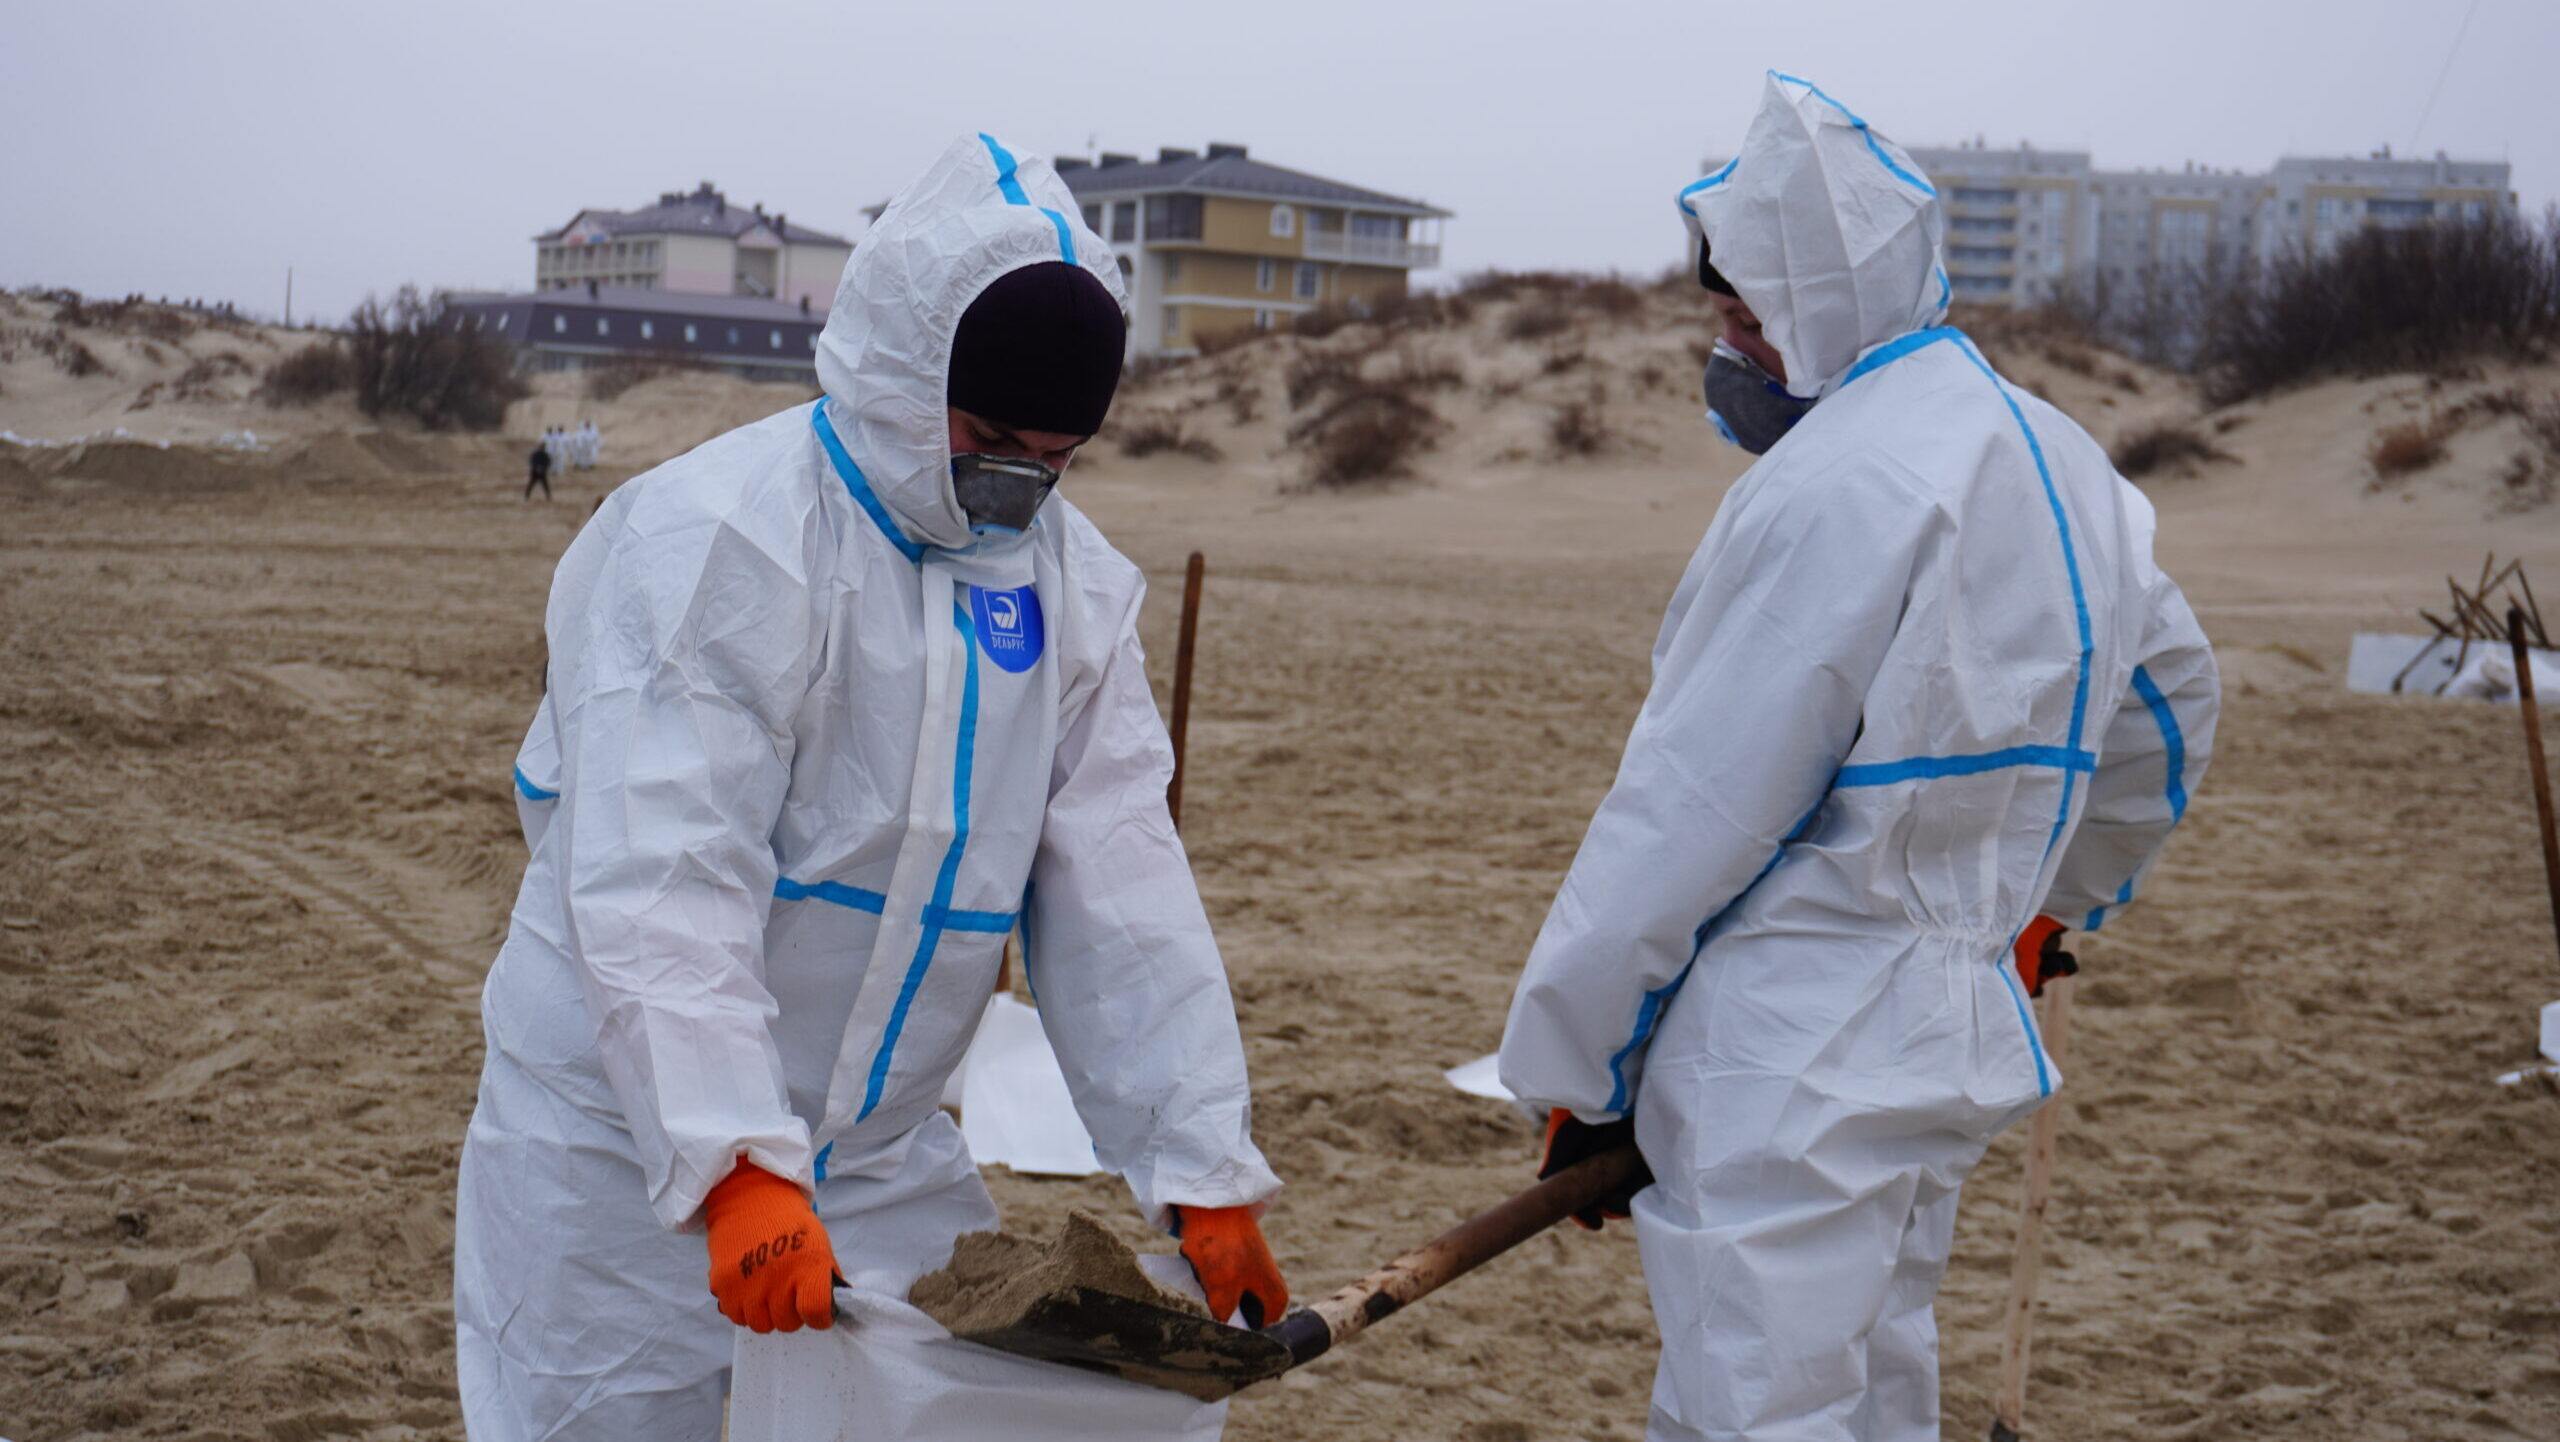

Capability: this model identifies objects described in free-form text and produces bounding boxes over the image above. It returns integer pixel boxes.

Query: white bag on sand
[960,995,1103,1176]
[728,1286,1228,1442]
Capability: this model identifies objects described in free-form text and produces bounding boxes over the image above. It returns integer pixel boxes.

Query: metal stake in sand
[1166,551,1206,830]
[1990,975,2077,1442]
[2512,605,2560,974]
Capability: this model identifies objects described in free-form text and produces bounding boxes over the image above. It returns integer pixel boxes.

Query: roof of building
[534,182,853,246]
[449,286,826,323]
[1058,145,1449,217]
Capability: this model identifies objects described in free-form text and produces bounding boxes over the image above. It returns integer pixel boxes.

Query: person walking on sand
[455,133,1287,1442]
[523,438,552,500]
[1498,72,2219,1442]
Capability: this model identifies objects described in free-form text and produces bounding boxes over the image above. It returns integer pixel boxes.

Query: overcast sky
[5,0,2550,323]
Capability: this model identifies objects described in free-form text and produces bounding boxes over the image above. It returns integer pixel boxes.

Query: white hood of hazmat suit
[1499,74,2218,1441]
[455,133,1278,1442]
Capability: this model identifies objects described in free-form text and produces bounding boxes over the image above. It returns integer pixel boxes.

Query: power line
[2409,0,2484,152]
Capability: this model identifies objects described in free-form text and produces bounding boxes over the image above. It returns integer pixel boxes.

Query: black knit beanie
[946,262,1126,436]
[1696,238,1738,297]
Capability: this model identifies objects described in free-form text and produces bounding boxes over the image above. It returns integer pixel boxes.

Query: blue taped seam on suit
[1769,72,1937,196]
[976,132,1076,265]
[1834,745,2096,788]
[512,766,558,802]
[1993,948,2054,1096]
[1834,325,2082,1100]
[812,1141,831,1183]
[2130,664,2189,820]
[772,877,1016,934]
[811,403,925,563]
[1604,965,1694,1116]
[859,601,982,1121]
[1677,159,1740,214]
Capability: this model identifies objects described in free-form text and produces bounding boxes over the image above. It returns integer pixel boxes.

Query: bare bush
[1285,348,1366,409]
[50,332,108,378]
[1365,290,1472,331]
[171,352,253,400]
[585,355,671,402]
[1288,386,1445,487]
[344,286,529,431]
[2368,416,2453,477]
[1540,347,1587,376]
[1504,297,1574,342]
[2109,420,2234,479]
[1194,324,1269,357]
[2200,211,2560,405]
[1212,374,1261,424]
[258,340,356,405]
[1549,391,1611,457]
[1113,413,1223,461]
[1379,348,1463,392]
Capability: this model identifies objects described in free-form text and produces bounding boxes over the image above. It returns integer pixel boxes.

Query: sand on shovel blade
[909,1210,1293,1402]
[909,1209,1208,1336]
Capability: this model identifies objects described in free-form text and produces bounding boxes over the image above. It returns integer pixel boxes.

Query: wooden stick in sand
[1166,551,1206,830]
[2511,606,2560,973]
[1991,974,2076,1442]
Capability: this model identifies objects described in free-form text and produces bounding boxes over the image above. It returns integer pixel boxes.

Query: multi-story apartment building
[532,181,854,312]
[1901,143,2097,308]
[1704,142,2517,310]
[1056,144,1450,355]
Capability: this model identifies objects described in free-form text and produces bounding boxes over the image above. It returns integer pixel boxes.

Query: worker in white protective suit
[454,133,1288,1441]
[1498,73,2219,1441]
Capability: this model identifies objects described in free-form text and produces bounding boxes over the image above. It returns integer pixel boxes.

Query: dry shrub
[51,333,108,378]
[2110,420,2234,479]
[2367,416,2453,477]
[1290,305,1361,340]
[2044,342,2101,379]
[1212,374,1261,424]
[1540,347,1587,376]
[1504,297,1574,342]
[1633,361,1668,393]
[172,352,253,401]
[1194,324,1269,357]
[1289,386,1445,487]
[1365,290,1472,331]
[258,340,355,405]
[1120,352,1186,390]
[344,286,529,431]
[1285,348,1366,409]
[585,355,668,402]
[1113,413,1222,461]
[1549,391,1611,457]
[2201,210,2560,405]
[1379,348,1463,392]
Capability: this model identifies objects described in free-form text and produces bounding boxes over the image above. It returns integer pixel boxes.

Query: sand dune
[3,284,2558,1440]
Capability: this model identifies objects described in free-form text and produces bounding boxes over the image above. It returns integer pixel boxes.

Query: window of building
[1350,212,1397,239]
[597,317,610,336]
[1257,258,1275,292]
[1271,204,1295,238]
[1254,309,1273,330]
[684,323,698,343]
[728,327,740,345]
[1953,187,2017,205]
[771,330,783,349]
[640,320,654,340]
[1110,201,1136,243]
[1145,195,1203,242]
[1164,253,1181,282]
[1081,203,1102,231]
[1294,262,1318,300]
[1163,305,1180,338]
[553,315,567,334]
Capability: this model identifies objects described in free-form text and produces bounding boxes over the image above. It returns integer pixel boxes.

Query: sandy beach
[3,288,2558,1440]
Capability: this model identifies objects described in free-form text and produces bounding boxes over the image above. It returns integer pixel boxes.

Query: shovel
[947,1144,1646,1401]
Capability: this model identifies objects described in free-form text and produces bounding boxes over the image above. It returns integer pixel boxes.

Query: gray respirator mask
[1703,340,1817,455]
[950,453,1060,536]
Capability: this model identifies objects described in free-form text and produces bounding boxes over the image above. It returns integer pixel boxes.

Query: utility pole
[284,266,293,328]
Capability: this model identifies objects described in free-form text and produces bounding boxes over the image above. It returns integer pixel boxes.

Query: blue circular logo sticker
[968,584,1045,674]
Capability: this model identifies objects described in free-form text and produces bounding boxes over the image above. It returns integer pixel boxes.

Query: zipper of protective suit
[818,557,977,1143]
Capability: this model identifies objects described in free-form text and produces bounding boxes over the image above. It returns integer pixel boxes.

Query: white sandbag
[960,995,1103,1176]
[728,1285,1229,1442]
[1444,1053,1513,1101]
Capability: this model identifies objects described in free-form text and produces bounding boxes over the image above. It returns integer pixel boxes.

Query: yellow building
[1058,144,1450,355]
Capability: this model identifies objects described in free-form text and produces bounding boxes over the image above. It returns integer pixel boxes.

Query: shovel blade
[951,1286,1296,1402]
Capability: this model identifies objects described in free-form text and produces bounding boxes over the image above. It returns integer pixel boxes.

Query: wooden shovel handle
[1263,1145,1644,1366]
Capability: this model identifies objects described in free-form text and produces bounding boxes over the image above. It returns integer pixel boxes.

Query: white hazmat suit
[455,133,1280,1441]
[1498,74,2217,1441]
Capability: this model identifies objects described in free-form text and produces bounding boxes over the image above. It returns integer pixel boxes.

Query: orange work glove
[2013,917,2080,999]
[1173,1204,1289,1328]
[702,1160,839,1333]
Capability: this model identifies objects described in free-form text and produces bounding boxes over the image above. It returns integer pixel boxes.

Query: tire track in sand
[170,822,503,1001]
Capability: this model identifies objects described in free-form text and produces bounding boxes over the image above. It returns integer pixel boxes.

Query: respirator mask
[1703,340,1817,456]
[949,452,1060,537]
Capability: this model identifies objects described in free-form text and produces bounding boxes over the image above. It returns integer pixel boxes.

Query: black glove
[1539,1110,1653,1232]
